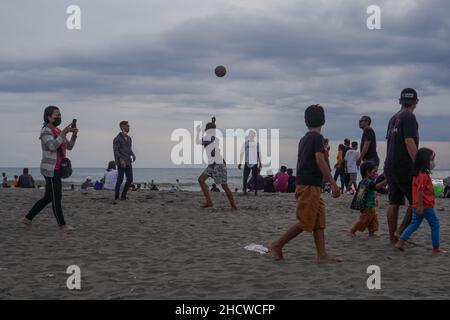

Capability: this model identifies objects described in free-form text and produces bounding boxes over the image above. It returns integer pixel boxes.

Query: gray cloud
[0,0,449,167]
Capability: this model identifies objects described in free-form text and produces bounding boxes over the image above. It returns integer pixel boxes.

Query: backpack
[350,179,369,211]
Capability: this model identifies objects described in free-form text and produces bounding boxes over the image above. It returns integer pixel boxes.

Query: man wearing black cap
[384,88,419,245]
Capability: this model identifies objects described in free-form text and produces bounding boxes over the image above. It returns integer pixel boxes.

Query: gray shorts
[202,164,228,184]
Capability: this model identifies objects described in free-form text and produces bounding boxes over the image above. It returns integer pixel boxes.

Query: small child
[268,104,342,263]
[349,161,387,237]
[395,148,446,253]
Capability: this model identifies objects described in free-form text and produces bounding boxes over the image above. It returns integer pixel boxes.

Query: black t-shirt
[360,127,378,160]
[296,131,325,187]
[384,110,419,175]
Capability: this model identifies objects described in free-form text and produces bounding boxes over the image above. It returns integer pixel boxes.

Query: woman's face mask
[52,117,62,127]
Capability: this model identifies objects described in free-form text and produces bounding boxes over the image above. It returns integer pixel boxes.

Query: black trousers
[26,170,66,226]
[243,163,258,191]
[115,165,133,199]
[334,167,345,190]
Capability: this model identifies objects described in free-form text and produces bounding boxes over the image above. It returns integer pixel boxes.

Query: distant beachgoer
[344,141,360,193]
[238,130,261,195]
[384,88,419,245]
[343,138,351,191]
[22,105,78,231]
[176,179,181,191]
[70,184,75,191]
[286,168,296,193]
[444,185,450,198]
[104,161,118,191]
[210,183,220,192]
[274,166,289,192]
[333,144,346,192]
[196,117,237,210]
[323,138,331,171]
[263,170,276,193]
[81,176,94,190]
[2,172,10,188]
[94,179,104,190]
[248,168,264,192]
[169,185,177,193]
[357,116,380,167]
[113,120,136,201]
[13,175,19,187]
[268,104,342,262]
[349,161,387,237]
[150,180,159,191]
[17,168,35,188]
[395,148,446,253]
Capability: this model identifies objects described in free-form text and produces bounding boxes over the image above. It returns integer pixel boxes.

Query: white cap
[266,169,273,176]
[86,176,92,180]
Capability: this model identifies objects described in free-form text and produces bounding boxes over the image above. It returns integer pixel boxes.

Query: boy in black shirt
[268,105,342,262]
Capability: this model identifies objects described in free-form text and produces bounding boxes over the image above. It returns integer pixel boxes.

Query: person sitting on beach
[274,166,289,192]
[169,185,177,193]
[395,148,446,253]
[94,179,104,190]
[17,168,35,188]
[349,161,387,237]
[247,168,264,193]
[286,168,296,193]
[344,141,360,194]
[2,172,10,188]
[196,116,237,210]
[444,185,450,198]
[13,175,19,187]
[81,176,94,190]
[150,180,159,191]
[442,177,450,198]
[210,183,220,192]
[103,161,118,191]
[263,170,276,193]
[268,104,342,262]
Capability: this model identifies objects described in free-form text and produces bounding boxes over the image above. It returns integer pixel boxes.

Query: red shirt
[275,172,289,192]
[48,125,67,171]
[412,171,435,209]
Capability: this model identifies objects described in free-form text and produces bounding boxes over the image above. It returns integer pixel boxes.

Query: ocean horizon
[2,167,450,192]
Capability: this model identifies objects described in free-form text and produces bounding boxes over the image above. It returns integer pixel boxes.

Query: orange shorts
[295,185,326,232]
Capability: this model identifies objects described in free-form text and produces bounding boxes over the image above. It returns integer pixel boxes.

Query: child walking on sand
[196,117,237,210]
[395,148,446,253]
[268,105,342,263]
[349,161,387,237]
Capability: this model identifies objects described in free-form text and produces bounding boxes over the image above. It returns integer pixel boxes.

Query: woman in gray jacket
[22,106,78,231]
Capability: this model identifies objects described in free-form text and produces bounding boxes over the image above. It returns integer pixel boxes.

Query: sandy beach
[0,188,449,300]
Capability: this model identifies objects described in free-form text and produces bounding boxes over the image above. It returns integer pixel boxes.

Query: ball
[214,65,227,77]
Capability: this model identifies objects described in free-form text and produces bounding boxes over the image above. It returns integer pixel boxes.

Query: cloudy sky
[1,0,449,169]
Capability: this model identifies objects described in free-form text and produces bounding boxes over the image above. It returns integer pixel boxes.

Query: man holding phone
[113,121,136,200]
